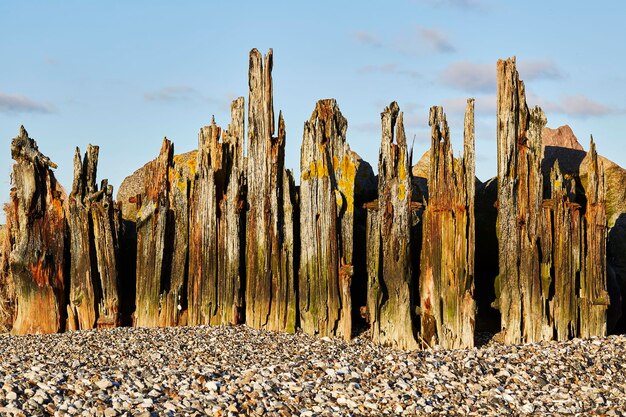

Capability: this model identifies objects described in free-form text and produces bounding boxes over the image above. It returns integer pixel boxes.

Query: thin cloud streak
[144,85,198,102]
[357,64,420,79]
[529,93,614,118]
[423,0,485,10]
[0,92,55,114]
[353,31,383,47]
[440,62,494,93]
[518,59,565,80]
[418,27,456,53]
[353,26,456,56]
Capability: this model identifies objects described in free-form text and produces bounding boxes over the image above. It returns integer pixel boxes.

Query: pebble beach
[0,326,625,416]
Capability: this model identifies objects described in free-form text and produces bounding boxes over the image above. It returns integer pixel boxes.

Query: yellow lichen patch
[335,190,344,211]
[318,160,329,178]
[185,158,197,176]
[398,154,407,181]
[337,155,357,213]
[332,155,339,171]
[398,183,406,201]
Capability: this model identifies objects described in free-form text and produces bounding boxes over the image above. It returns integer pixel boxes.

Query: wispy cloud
[417,27,455,53]
[422,0,486,11]
[353,31,383,48]
[357,63,420,79]
[529,94,614,118]
[0,92,54,114]
[518,59,565,81]
[144,85,199,102]
[439,62,494,93]
[353,26,456,56]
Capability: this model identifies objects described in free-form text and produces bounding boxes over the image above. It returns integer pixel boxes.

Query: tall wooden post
[245,49,297,332]
[368,102,417,350]
[7,126,66,335]
[580,138,608,337]
[135,139,173,327]
[420,101,476,349]
[496,58,547,344]
[299,99,357,340]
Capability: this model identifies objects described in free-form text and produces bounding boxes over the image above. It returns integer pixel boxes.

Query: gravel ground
[0,326,625,416]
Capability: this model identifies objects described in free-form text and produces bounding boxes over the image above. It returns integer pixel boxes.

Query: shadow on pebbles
[0,326,625,416]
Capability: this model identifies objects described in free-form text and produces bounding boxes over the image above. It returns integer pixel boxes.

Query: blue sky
[1,0,625,220]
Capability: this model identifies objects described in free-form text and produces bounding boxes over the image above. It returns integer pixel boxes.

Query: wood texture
[7,126,66,335]
[299,99,357,339]
[367,102,417,350]
[245,48,296,332]
[419,102,476,349]
[580,137,608,337]
[187,121,220,326]
[67,146,98,330]
[135,139,173,327]
[188,99,245,326]
[90,180,121,328]
[67,145,121,329]
[495,58,546,344]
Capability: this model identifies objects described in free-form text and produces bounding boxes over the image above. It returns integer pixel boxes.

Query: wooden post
[67,146,98,330]
[546,162,580,340]
[245,48,296,332]
[91,180,122,328]
[0,223,14,332]
[135,138,173,327]
[299,99,357,340]
[368,102,417,350]
[187,120,221,326]
[419,102,476,349]
[7,126,66,335]
[495,58,547,344]
[158,150,192,327]
[217,97,246,325]
[580,137,608,337]
[68,145,121,329]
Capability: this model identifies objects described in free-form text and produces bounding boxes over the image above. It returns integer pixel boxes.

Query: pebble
[0,326,624,415]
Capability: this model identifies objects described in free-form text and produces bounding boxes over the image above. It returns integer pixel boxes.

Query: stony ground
[0,326,625,416]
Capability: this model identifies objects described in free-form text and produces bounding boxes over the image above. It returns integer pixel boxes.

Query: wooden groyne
[1,49,621,349]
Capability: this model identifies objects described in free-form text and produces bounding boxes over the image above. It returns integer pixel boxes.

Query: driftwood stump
[299,99,357,340]
[7,126,66,335]
[367,102,417,350]
[245,48,297,332]
[495,58,546,344]
[68,145,121,330]
[135,139,173,327]
[420,102,476,349]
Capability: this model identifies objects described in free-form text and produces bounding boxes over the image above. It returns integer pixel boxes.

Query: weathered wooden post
[495,58,547,344]
[546,162,580,340]
[68,145,121,329]
[67,145,98,330]
[7,126,66,335]
[187,120,221,326]
[158,149,192,327]
[90,179,122,328]
[580,138,608,337]
[419,101,476,349]
[188,101,246,326]
[135,138,173,327]
[245,48,297,332]
[367,102,418,350]
[299,99,357,340]
[216,97,246,325]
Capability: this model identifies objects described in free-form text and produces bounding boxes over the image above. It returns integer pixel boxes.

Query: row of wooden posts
[2,50,608,349]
